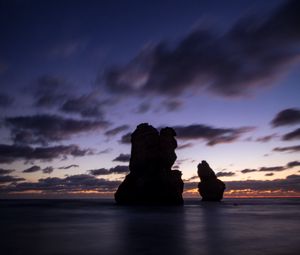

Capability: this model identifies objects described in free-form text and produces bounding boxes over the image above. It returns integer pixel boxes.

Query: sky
[0,0,300,198]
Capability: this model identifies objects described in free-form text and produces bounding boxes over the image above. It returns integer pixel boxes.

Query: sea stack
[115,123,184,205]
[197,160,225,201]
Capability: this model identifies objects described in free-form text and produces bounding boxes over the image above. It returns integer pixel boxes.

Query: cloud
[271,108,300,127]
[177,143,194,150]
[104,0,300,98]
[259,166,286,172]
[225,175,300,192]
[282,128,300,141]
[0,174,120,193]
[0,175,25,184]
[113,153,130,162]
[256,134,277,143]
[287,161,300,168]
[184,175,199,182]
[43,167,54,174]
[58,164,79,169]
[265,173,274,176]
[32,75,69,108]
[241,169,258,174]
[173,124,254,146]
[89,165,129,176]
[0,168,15,175]
[60,93,109,118]
[120,132,131,144]
[216,171,236,177]
[273,145,300,153]
[241,161,299,174]
[184,174,300,193]
[0,93,13,107]
[136,102,151,114]
[105,125,130,136]
[0,144,93,163]
[5,114,109,145]
[23,165,41,173]
[161,99,182,112]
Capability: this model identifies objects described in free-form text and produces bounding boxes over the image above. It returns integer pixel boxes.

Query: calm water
[0,198,299,255]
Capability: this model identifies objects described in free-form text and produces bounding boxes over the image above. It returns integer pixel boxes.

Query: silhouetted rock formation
[197,160,225,201]
[115,123,184,205]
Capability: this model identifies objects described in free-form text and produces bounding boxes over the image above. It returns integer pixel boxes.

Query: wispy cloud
[173,124,254,146]
[5,114,109,145]
[105,125,130,136]
[58,164,79,170]
[273,145,300,153]
[104,0,300,98]
[0,144,93,163]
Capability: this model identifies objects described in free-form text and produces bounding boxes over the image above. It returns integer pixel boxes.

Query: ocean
[0,198,299,255]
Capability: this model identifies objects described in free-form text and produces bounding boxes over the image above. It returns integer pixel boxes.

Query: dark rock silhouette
[115,123,183,205]
[197,160,225,201]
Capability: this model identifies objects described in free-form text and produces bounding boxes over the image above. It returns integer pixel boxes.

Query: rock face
[115,123,184,205]
[197,160,225,201]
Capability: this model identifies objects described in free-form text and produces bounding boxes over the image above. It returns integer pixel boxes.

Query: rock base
[115,170,183,205]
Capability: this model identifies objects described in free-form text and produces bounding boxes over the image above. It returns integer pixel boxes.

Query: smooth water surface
[0,198,299,255]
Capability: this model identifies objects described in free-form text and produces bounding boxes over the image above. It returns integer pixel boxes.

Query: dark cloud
[120,132,131,144]
[43,167,54,174]
[271,108,300,127]
[89,165,129,176]
[216,171,236,177]
[259,166,286,172]
[287,161,300,168]
[282,128,300,141]
[88,168,109,176]
[0,93,13,107]
[225,175,300,192]
[0,175,25,184]
[173,124,254,146]
[58,164,79,169]
[5,114,109,145]
[104,0,300,98]
[256,134,277,143]
[0,144,93,163]
[105,125,130,136]
[60,93,109,118]
[0,174,120,193]
[241,169,257,174]
[113,153,130,162]
[110,165,129,174]
[265,173,274,176]
[0,168,15,175]
[273,145,300,153]
[23,165,41,173]
[184,174,300,193]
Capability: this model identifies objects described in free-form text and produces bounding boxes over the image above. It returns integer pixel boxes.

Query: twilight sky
[0,0,300,198]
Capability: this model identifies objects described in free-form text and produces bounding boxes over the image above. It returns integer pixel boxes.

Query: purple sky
[0,0,300,197]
